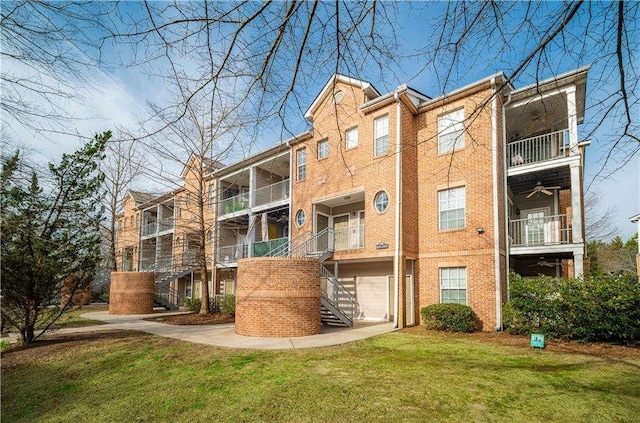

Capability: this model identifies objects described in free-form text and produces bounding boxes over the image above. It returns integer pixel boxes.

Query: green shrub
[421,303,480,333]
[504,273,640,343]
[220,295,236,315]
[183,298,202,312]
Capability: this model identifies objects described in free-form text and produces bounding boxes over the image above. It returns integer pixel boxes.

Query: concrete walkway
[56,310,397,350]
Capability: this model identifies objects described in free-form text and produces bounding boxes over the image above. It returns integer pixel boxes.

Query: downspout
[393,92,402,328]
[491,77,502,331]
[502,89,513,304]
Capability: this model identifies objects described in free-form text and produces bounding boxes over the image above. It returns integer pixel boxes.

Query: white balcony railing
[507,129,570,168]
[217,243,249,263]
[334,224,365,251]
[509,214,572,247]
[142,218,174,236]
[219,192,249,216]
[254,180,290,208]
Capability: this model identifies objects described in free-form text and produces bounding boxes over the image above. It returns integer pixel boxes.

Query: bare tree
[584,191,620,242]
[0,1,115,135]
[101,134,143,272]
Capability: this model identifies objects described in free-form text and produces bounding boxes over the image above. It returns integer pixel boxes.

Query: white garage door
[356,276,389,321]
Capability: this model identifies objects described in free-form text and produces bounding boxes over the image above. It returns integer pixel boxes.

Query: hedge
[503,272,640,343]
[421,303,481,333]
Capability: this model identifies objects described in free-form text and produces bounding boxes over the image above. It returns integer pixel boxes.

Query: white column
[566,86,578,154]
[570,161,583,244]
[249,166,257,208]
[574,253,584,278]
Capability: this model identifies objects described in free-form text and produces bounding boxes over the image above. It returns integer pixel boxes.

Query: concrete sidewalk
[63,310,397,350]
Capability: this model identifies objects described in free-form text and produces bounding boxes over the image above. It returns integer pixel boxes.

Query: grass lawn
[39,305,109,329]
[2,328,639,422]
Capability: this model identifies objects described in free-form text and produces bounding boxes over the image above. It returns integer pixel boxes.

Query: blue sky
[6,1,638,239]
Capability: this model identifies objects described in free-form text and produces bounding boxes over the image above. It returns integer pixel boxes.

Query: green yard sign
[530,333,545,349]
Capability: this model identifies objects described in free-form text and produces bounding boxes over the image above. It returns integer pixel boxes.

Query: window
[374,191,389,213]
[374,115,389,156]
[317,139,328,159]
[209,184,215,207]
[295,209,306,227]
[346,127,358,149]
[186,193,191,206]
[438,109,465,154]
[440,267,467,305]
[439,187,465,230]
[297,148,306,181]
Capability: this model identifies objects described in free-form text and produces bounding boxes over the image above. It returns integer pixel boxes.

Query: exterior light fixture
[476,227,485,234]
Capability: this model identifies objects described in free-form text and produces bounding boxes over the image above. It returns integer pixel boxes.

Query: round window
[333,91,344,104]
[295,209,306,227]
[374,191,389,213]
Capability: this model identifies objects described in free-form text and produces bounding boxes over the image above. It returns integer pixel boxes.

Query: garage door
[356,276,388,321]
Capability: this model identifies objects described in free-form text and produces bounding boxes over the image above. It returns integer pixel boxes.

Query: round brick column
[109,272,155,315]
[235,257,321,337]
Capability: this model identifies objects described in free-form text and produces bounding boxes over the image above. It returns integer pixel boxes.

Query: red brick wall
[109,272,155,315]
[235,257,321,337]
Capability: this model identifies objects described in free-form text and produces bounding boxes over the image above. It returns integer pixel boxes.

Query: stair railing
[154,283,183,308]
[264,228,335,258]
[320,265,356,326]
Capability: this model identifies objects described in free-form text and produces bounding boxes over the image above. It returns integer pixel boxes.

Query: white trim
[510,243,584,256]
[491,77,502,331]
[393,94,402,328]
[305,74,379,120]
[507,155,580,177]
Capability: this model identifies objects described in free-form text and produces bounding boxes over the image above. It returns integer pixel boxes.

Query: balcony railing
[219,192,249,216]
[254,180,290,208]
[252,237,288,257]
[142,218,174,236]
[509,214,572,247]
[507,129,570,169]
[217,243,249,263]
[334,224,365,251]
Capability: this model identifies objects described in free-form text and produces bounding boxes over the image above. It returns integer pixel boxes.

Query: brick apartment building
[115,67,590,330]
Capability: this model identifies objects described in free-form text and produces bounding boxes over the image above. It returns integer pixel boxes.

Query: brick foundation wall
[235,257,321,337]
[60,276,93,307]
[109,272,155,315]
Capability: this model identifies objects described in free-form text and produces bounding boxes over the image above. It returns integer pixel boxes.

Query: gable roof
[304,74,380,121]
[180,153,226,179]
[127,190,157,205]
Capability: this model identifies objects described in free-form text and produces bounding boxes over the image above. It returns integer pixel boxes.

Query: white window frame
[317,139,329,159]
[440,267,467,305]
[438,187,465,230]
[346,127,358,149]
[374,191,389,214]
[295,209,306,227]
[297,148,306,181]
[438,109,465,154]
[374,115,389,157]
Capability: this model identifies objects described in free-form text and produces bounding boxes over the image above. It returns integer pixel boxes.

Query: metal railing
[509,214,572,247]
[141,218,174,236]
[334,224,364,250]
[219,192,249,215]
[264,228,334,258]
[217,243,249,263]
[252,237,288,257]
[507,129,571,168]
[254,180,290,208]
[320,265,356,326]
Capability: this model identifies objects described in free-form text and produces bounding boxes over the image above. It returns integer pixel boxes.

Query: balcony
[217,243,249,263]
[507,129,570,169]
[334,224,364,251]
[254,180,289,208]
[252,237,288,257]
[219,192,249,216]
[509,214,572,248]
[142,218,174,237]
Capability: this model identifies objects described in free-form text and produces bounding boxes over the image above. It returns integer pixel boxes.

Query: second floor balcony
[509,214,572,248]
[334,224,365,251]
[507,129,571,170]
[219,180,290,217]
[142,218,175,237]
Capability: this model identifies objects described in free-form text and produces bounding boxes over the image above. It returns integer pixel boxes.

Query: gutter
[393,92,402,328]
[491,77,502,332]
[502,83,514,317]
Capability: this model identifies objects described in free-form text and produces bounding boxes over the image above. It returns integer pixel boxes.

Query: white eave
[304,74,380,121]
[630,214,640,223]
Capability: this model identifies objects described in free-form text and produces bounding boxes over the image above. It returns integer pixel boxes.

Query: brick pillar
[109,272,155,315]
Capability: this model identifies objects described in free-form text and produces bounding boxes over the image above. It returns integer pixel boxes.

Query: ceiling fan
[529,257,560,268]
[520,181,561,198]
